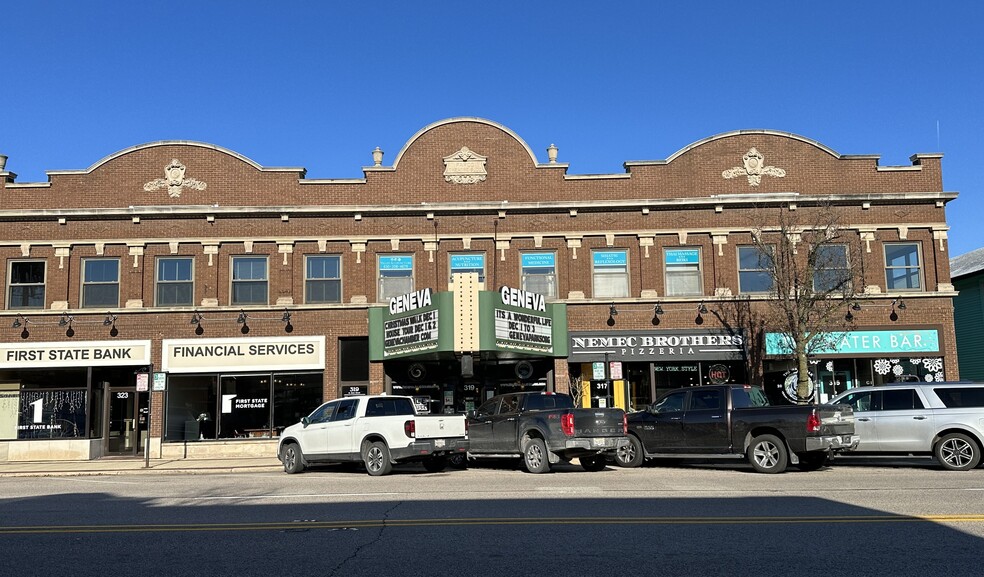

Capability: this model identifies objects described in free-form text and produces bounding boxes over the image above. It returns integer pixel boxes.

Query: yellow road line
[2,514,984,535]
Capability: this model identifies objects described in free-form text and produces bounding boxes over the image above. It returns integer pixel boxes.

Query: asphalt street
[1,459,982,577]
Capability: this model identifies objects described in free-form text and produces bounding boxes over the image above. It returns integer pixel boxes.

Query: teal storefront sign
[765,329,940,356]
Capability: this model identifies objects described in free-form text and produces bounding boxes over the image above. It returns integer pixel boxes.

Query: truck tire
[522,437,551,474]
[448,453,468,469]
[422,455,448,473]
[795,452,829,471]
[364,441,393,476]
[747,434,788,474]
[615,435,645,468]
[581,455,607,472]
[934,432,981,471]
[281,442,305,474]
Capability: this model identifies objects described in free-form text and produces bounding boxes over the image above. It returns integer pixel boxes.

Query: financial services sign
[162,336,325,372]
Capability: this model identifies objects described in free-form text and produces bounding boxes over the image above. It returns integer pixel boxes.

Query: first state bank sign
[162,336,325,373]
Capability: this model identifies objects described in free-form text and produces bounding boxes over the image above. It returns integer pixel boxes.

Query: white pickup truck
[277,395,469,476]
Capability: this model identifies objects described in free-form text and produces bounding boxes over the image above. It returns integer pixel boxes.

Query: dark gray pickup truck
[614,384,858,473]
[467,391,629,473]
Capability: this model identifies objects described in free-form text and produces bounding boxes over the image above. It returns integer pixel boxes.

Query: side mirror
[300,416,310,427]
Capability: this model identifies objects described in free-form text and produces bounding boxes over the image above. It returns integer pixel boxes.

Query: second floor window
[885,243,922,291]
[521,252,557,299]
[232,256,268,305]
[592,250,629,298]
[664,248,702,296]
[738,246,774,294]
[449,253,486,283]
[8,261,46,309]
[306,255,341,303]
[82,258,120,308]
[157,257,194,306]
[813,244,851,293]
[378,255,413,302]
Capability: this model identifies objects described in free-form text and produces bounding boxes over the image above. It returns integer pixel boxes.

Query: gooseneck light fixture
[607,303,618,326]
[651,303,664,326]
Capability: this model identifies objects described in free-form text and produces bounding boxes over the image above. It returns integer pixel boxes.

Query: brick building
[0,118,958,461]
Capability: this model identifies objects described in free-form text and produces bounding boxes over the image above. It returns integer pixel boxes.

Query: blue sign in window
[450,254,485,270]
[666,249,700,265]
[379,256,413,271]
[593,250,627,267]
[522,253,556,268]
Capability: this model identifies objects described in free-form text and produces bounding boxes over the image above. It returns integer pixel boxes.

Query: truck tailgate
[818,403,855,437]
[571,408,626,437]
[412,415,468,439]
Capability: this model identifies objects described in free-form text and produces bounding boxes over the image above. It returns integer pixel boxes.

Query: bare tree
[741,203,866,402]
[568,372,589,408]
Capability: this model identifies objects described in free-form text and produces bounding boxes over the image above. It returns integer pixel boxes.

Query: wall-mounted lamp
[12,314,29,339]
[695,302,708,325]
[845,302,862,322]
[282,309,294,333]
[59,314,75,337]
[190,311,204,335]
[237,310,250,334]
[890,297,906,322]
[104,313,118,337]
[607,303,618,326]
[651,303,664,325]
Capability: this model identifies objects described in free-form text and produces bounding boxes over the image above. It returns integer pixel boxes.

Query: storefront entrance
[104,385,147,456]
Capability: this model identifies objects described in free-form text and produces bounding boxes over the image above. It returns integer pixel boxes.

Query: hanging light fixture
[651,303,663,326]
[607,303,618,326]
[238,310,250,334]
[282,309,293,333]
[695,302,707,325]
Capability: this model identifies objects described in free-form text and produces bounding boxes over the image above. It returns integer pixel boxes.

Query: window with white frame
[231,256,268,305]
[520,252,557,299]
[884,243,922,291]
[592,250,629,298]
[8,261,46,309]
[664,248,702,296]
[156,257,194,306]
[306,255,341,303]
[449,253,486,283]
[738,246,774,294]
[82,258,120,308]
[378,255,414,302]
[813,244,851,293]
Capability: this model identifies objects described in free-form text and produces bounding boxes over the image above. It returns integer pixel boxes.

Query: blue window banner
[379,256,413,271]
[765,330,940,356]
[450,254,485,270]
[665,249,700,265]
[593,250,627,267]
[521,253,556,268]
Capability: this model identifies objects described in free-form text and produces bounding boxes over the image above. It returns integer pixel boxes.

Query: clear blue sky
[4,2,983,257]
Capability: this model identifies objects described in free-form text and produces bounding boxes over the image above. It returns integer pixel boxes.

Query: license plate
[841,435,852,444]
[435,439,445,448]
[592,438,611,447]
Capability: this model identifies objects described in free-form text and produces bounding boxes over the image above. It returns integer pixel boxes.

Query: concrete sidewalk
[0,457,284,477]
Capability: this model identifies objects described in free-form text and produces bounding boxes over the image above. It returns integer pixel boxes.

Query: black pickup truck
[467,391,629,473]
[614,384,858,473]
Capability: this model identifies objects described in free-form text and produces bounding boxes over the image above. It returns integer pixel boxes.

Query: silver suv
[828,382,984,471]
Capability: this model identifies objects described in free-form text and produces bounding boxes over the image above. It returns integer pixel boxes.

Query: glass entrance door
[817,370,853,404]
[106,387,139,455]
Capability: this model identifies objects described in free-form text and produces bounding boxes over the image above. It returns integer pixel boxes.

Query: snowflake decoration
[925,374,934,382]
[874,359,891,375]
[924,358,943,372]
[826,361,834,372]
[935,372,944,382]
[890,359,900,364]
[910,359,923,366]
[892,365,904,376]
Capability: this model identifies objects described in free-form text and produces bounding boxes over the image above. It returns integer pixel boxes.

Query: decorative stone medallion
[443,146,488,184]
[722,148,786,186]
[144,159,208,198]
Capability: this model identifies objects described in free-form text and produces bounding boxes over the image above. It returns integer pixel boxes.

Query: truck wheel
[934,433,981,471]
[282,442,305,474]
[581,455,607,472]
[522,437,551,474]
[448,453,468,469]
[795,452,829,471]
[364,441,393,476]
[615,435,644,468]
[747,434,788,474]
[422,456,448,473]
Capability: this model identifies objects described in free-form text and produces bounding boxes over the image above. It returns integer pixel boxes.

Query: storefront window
[164,375,217,441]
[273,373,323,431]
[0,368,88,440]
[219,374,271,438]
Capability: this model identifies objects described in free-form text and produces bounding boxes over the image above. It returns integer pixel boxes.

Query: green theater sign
[369,286,567,361]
